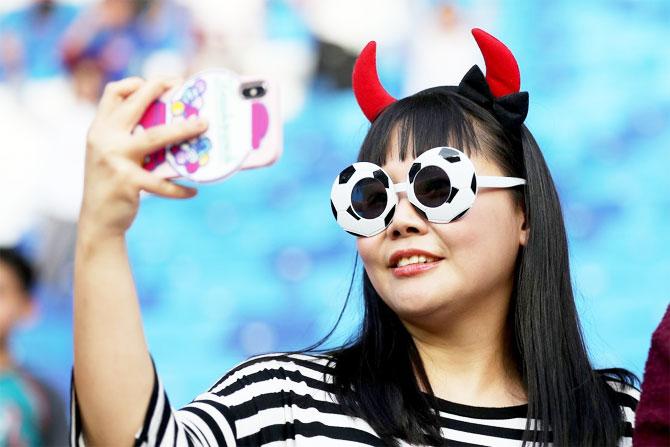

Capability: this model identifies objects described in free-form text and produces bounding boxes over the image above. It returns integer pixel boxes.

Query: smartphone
[137,69,282,183]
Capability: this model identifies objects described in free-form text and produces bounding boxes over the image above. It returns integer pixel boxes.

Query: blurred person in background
[404,3,483,96]
[633,305,670,446]
[133,0,201,78]
[0,88,42,248]
[61,0,144,82]
[0,248,67,446]
[0,0,87,295]
[299,0,413,91]
[13,0,201,297]
[61,0,199,83]
[64,48,106,104]
[0,0,78,83]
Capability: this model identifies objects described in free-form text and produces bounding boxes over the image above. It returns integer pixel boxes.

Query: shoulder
[596,369,640,406]
[206,352,337,395]
[605,378,641,402]
[603,377,640,428]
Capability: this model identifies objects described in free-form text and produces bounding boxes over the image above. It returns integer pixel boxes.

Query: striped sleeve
[69,357,237,446]
[607,380,641,447]
[202,351,377,446]
[70,352,370,446]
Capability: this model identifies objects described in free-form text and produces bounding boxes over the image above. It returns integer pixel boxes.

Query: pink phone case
[138,70,282,182]
[238,76,282,171]
[138,97,179,179]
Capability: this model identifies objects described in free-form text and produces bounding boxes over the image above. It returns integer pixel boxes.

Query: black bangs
[357,87,481,166]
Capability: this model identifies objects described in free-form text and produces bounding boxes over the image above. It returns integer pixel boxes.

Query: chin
[386,291,452,319]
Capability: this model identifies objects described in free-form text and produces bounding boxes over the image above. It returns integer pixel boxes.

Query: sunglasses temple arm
[477,176,527,189]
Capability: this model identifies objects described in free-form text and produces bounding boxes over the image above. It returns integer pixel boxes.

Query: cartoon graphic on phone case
[139,79,209,173]
[164,70,251,182]
[166,78,212,175]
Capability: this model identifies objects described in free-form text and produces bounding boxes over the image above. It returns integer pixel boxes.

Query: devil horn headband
[351,41,396,122]
[352,27,528,129]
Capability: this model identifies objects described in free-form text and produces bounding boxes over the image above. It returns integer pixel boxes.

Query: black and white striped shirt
[70,352,639,446]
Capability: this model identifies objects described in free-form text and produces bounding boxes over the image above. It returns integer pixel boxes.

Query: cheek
[356,236,382,266]
[356,236,389,293]
[0,296,23,331]
[445,196,521,267]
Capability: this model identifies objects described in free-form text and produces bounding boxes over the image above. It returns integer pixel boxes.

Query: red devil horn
[352,41,397,122]
[471,28,521,97]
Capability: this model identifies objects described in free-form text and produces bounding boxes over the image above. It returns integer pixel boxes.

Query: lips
[388,249,444,268]
[391,260,442,278]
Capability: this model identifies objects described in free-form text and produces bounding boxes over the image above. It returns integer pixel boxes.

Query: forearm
[71,76,205,445]
[73,227,153,445]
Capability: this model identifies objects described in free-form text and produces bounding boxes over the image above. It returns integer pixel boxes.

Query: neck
[403,287,526,407]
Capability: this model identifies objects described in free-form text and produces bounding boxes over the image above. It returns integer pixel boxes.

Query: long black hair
[287,87,638,446]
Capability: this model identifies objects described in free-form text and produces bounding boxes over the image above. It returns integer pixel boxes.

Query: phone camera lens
[242,85,266,99]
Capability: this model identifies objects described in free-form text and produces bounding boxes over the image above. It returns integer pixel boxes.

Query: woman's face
[356,133,528,329]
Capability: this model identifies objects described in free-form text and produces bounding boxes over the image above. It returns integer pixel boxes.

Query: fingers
[127,117,209,158]
[135,170,198,199]
[122,78,181,127]
[98,77,144,113]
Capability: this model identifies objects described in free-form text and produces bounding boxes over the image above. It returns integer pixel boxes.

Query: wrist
[76,220,126,255]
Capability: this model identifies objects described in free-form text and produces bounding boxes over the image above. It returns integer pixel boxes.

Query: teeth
[396,255,437,267]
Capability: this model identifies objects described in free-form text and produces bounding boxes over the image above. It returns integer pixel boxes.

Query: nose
[385,193,429,239]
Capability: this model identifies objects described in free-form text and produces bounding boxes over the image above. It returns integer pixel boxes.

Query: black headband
[457,65,529,142]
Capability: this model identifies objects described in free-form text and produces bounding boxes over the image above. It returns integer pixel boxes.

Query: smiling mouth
[390,258,442,277]
[392,254,440,268]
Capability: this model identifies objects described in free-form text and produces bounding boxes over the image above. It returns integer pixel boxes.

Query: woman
[70,29,639,446]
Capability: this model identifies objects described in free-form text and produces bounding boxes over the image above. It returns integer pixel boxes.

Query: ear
[518,206,529,247]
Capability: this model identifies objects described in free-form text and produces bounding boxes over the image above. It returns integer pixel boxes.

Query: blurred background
[0,0,668,432]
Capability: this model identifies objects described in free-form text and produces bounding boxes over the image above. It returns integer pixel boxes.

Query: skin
[0,263,35,370]
[74,76,208,445]
[356,130,529,407]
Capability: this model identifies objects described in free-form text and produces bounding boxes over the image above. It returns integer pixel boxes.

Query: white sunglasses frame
[330,147,526,237]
